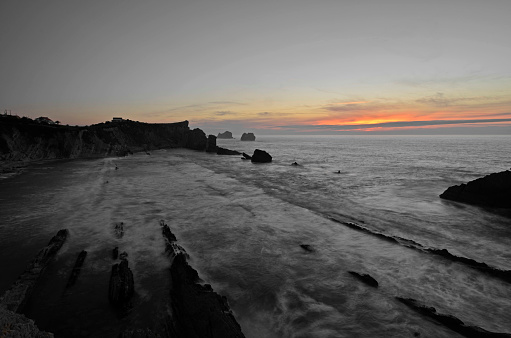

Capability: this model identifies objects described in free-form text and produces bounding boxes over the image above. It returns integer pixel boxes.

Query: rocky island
[217,131,234,139]
[240,133,255,141]
[440,169,511,209]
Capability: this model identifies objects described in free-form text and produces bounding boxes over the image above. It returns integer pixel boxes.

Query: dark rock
[114,222,124,238]
[396,297,511,338]
[217,147,242,155]
[206,135,217,153]
[66,250,87,288]
[119,252,128,261]
[242,152,252,160]
[0,306,54,337]
[440,170,511,208]
[251,149,272,163]
[113,247,119,260]
[0,229,68,313]
[109,260,134,307]
[217,131,234,139]
[348,271,379,288]
[300,244,314,252]
[291,162,299,166]
[185,128,207,151]
[160,221,245,337]
[240,133,255,141]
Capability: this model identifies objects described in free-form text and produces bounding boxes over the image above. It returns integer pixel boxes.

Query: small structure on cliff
[241,132,255,141]
[217,131,234,139]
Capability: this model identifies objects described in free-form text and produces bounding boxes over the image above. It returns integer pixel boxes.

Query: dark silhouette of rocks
[242,152,252,160]
[440,170,511,208]
[397,297,511,337]
[217,131,234,139]
[0,229,68,313]
[206,135,217,153]
[348,271,379,288]
[108,259,134,309]
[300,244,314,252]
[251,149,272,163]
[113,247,119,259]
[185,128,208,151]
[291,162,299,166]
[114,222,124,238]
[217,147,242,155]
[159,221,245,337]
[240,133,255,141]
[66,250,87,288]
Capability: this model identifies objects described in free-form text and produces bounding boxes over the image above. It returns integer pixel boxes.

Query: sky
[1,0,511,135]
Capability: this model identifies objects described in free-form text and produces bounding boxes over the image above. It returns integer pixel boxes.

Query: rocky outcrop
[0,229,68,313]
[159,221,245,338]
[440,170,511,208]
[242,153,252,160]
[108,259,134,309]
[185,128,208,151]
[240,133,255,141]
[251,149,272,163]
[217,147,242,155]
[0,118,194,166]
[348,271,378,288]
[206,135,217,153]
[217,131,234,139]
[397,297,511,337]
[0,306,54,337]
[66,250,87,288]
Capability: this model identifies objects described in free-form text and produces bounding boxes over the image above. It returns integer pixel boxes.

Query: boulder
[242,152,252,160]
[217,147,242,155]
[185,128,207,151]
[206,135,217,153]
[240,133,255,141]
[217,131,234,139]
[440,170,511,208]
[251,149,272,163]
[108,259,134,307]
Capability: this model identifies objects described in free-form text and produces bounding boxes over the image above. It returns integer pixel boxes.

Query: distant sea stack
[440,169,511,208]
[217,131,234,139]
[241,133,255,141]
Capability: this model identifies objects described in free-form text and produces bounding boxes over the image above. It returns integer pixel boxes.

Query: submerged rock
[66,250,87,288]
[440,170,511,208]
[300,244,314,252]
[240,133,255,141]
[348,271,379,288]
[217,131,234,139]
[242,152,252,160]
[217,147,242,155]
[251,149,272,163]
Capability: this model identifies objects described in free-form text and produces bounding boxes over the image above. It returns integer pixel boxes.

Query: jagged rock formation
[217,131,233,139]
[159,221,245,337]
[0,118,214,170]
[0,229,68,313]
[242,153,251,160]
[109,259,135,310]
[66,250,87,288]
[348,271,379,288]
[0,306,54,337]
[251,149,272,163]
[240,133,255,141]
[206,135,217,153]
[440,170,511,208]
[397,297,511,337]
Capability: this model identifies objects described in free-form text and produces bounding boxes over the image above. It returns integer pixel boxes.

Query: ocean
[0,134,510,337]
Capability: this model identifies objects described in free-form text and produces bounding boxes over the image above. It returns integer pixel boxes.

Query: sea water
[0,135,510,337]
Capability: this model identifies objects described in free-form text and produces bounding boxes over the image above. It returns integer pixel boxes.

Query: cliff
[0,117,210,170]
[440,170,511,208]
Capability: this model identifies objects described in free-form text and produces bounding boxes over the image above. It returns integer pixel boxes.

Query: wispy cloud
[278,118,511,131]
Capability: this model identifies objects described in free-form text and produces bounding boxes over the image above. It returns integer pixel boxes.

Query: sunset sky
[1,0,510,135]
